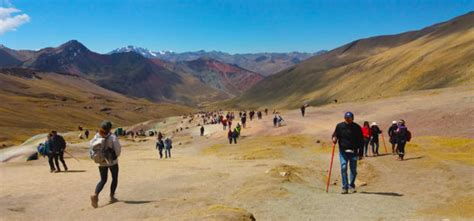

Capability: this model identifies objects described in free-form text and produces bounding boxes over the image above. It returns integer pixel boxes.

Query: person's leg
[370,141,375,156]
[229,138,232,144]
[48,155,56,172]
[234,137,237,144]
[169,149,171,158]
[110,164,119,199]
[53,152,60,172]
[375,141,379,155]
[349,154,358,191]
[95,166,109,195]
[159,148,163,158]
[339,152,349,192]
[398,142,406,160]
[59,151,68,171]
[363,139,369,156]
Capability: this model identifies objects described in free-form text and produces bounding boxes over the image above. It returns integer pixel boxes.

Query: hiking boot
[110,196,119,203]
[341,189,348,194]
[54,170,61,173]
[90,195,98,208]
[349,188,357,193]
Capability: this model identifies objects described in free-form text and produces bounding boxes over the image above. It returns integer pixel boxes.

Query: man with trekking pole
[330,112,364,194]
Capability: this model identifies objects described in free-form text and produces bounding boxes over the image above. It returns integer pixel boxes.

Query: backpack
[407,130,412,142]
[37,142,50,157]
[89,135,117,164]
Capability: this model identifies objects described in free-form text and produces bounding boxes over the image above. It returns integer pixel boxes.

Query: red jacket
[362,126,372,138]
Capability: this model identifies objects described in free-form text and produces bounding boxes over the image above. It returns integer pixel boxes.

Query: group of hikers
[32,104,414,208]
[332,112,411,194]
[37,131,68,173]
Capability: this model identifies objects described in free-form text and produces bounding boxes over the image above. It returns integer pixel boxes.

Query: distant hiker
[51,131,68,172]
[164,137,172,158]
[362,121,372,157]
[370,122,382,156]
[156,137,164,159]
[257,111,262,119]
[37,133,56,172]
[264,108,268,116]
[388,121,398,154]
[249,111,255,121]
[232,128,239,144]
[273,115,278,127]
[85,129,90,139]
[334,99,338,104]
[222,118,228,130]
[235,123,241,138]
[395,119,411,161]
[332,112,364,194]
[200,126,205,136]
[89,120,122,208]
[277,115,284,127]
[228,120,232,129]
[241,115,247,128]
[301,105,306,117]
[227,129,235,144]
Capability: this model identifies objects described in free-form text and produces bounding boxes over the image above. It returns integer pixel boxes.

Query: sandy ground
[0,86,473,221]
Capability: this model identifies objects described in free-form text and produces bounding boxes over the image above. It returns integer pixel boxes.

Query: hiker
[388,121,398,154]
[164,137,172,158]
[332,112,364,194]
[85,129,90,139]
[37,133,56,172]
[158,131,163,140]
[222,118,228,130]
[273,115,278,127]
[395,119,411,161]
[51,131,68,172]
[277,115,284,127]
[257,111,262,119]
[200,126,205,136]
[241,115,247,128]
[227,129,234,144]
[235,123,241,138]
[156,137,164,159]
[232,128,238,144]
[370,122,382,156]
[301,105,306,117]
[90,121,122,208]
[264,108,268,116]
[362,121,372,157]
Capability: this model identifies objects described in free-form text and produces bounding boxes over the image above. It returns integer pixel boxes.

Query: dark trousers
[158,148,163,158]
[397,141,406,159]
[363,138,370,156]
[371,139,379,154]
[47,154,56,171]
[95,164,119,196]
[165,148,171,158]
[53,151,68,171]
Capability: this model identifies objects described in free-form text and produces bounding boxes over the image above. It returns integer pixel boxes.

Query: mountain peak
[109,46,173,58]
[60,40,89,52]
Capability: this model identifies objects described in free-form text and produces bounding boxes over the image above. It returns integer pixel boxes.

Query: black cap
[100,120,112,131]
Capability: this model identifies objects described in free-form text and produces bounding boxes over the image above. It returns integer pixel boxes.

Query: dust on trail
[0,87,473,220]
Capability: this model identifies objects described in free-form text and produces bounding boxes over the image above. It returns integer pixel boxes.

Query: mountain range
[109,46,325,76]
[227,11,474,108]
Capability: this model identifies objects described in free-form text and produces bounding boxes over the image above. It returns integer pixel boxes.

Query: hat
[344,112,354,119]
[392,121,397,124]
[100,120,112,131]
[371,122,377,126]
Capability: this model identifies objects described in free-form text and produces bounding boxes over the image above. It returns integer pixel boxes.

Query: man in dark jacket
[332,112,364,194]
[51,130,68,172]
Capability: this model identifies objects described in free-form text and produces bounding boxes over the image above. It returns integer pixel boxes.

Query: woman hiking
[90,121,122,208]
[370,122,382,156]
[395,119,411,161]
[362,121,372,157]
[388,121,398,154]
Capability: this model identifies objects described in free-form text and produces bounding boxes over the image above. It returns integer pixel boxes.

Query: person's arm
[332,124,339,144]
[356,125,364,157]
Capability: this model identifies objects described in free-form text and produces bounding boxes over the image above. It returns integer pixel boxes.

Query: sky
[0,0,473,54]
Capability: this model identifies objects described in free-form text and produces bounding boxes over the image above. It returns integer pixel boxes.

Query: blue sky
[0,0,473,54]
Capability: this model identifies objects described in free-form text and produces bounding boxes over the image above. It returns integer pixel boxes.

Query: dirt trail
[0,86,473,220]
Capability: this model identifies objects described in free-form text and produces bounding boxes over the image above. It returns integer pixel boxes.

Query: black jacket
[371,125,381,141]
[332,122,364,156]
[51,135,66,152]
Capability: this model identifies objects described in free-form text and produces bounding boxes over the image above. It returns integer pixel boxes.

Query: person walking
[370,122,382,156]
[200,126,205,136]
[156,137,164,158]
[232,128,238,144]
[39,133,56,172]
[395,119,411,161]
[388,121,398,154]
[332,112,364,194]
[273,115,278,127]
[301,105,306,117]
[164,137,172,158]
[51,130,68,172]
[361,121,372,157]
[264,108,268,116]
[85,129,90,139]
[90,121,122,208]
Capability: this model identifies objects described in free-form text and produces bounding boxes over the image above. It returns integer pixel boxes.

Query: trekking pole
[64,150,80,162]
[326,142,337,193]
[381,134,388,153]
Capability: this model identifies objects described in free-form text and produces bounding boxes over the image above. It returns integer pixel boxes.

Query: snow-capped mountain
[108,46,173,58]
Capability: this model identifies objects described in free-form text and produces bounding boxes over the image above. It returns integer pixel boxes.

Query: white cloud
[0,7,30,35]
